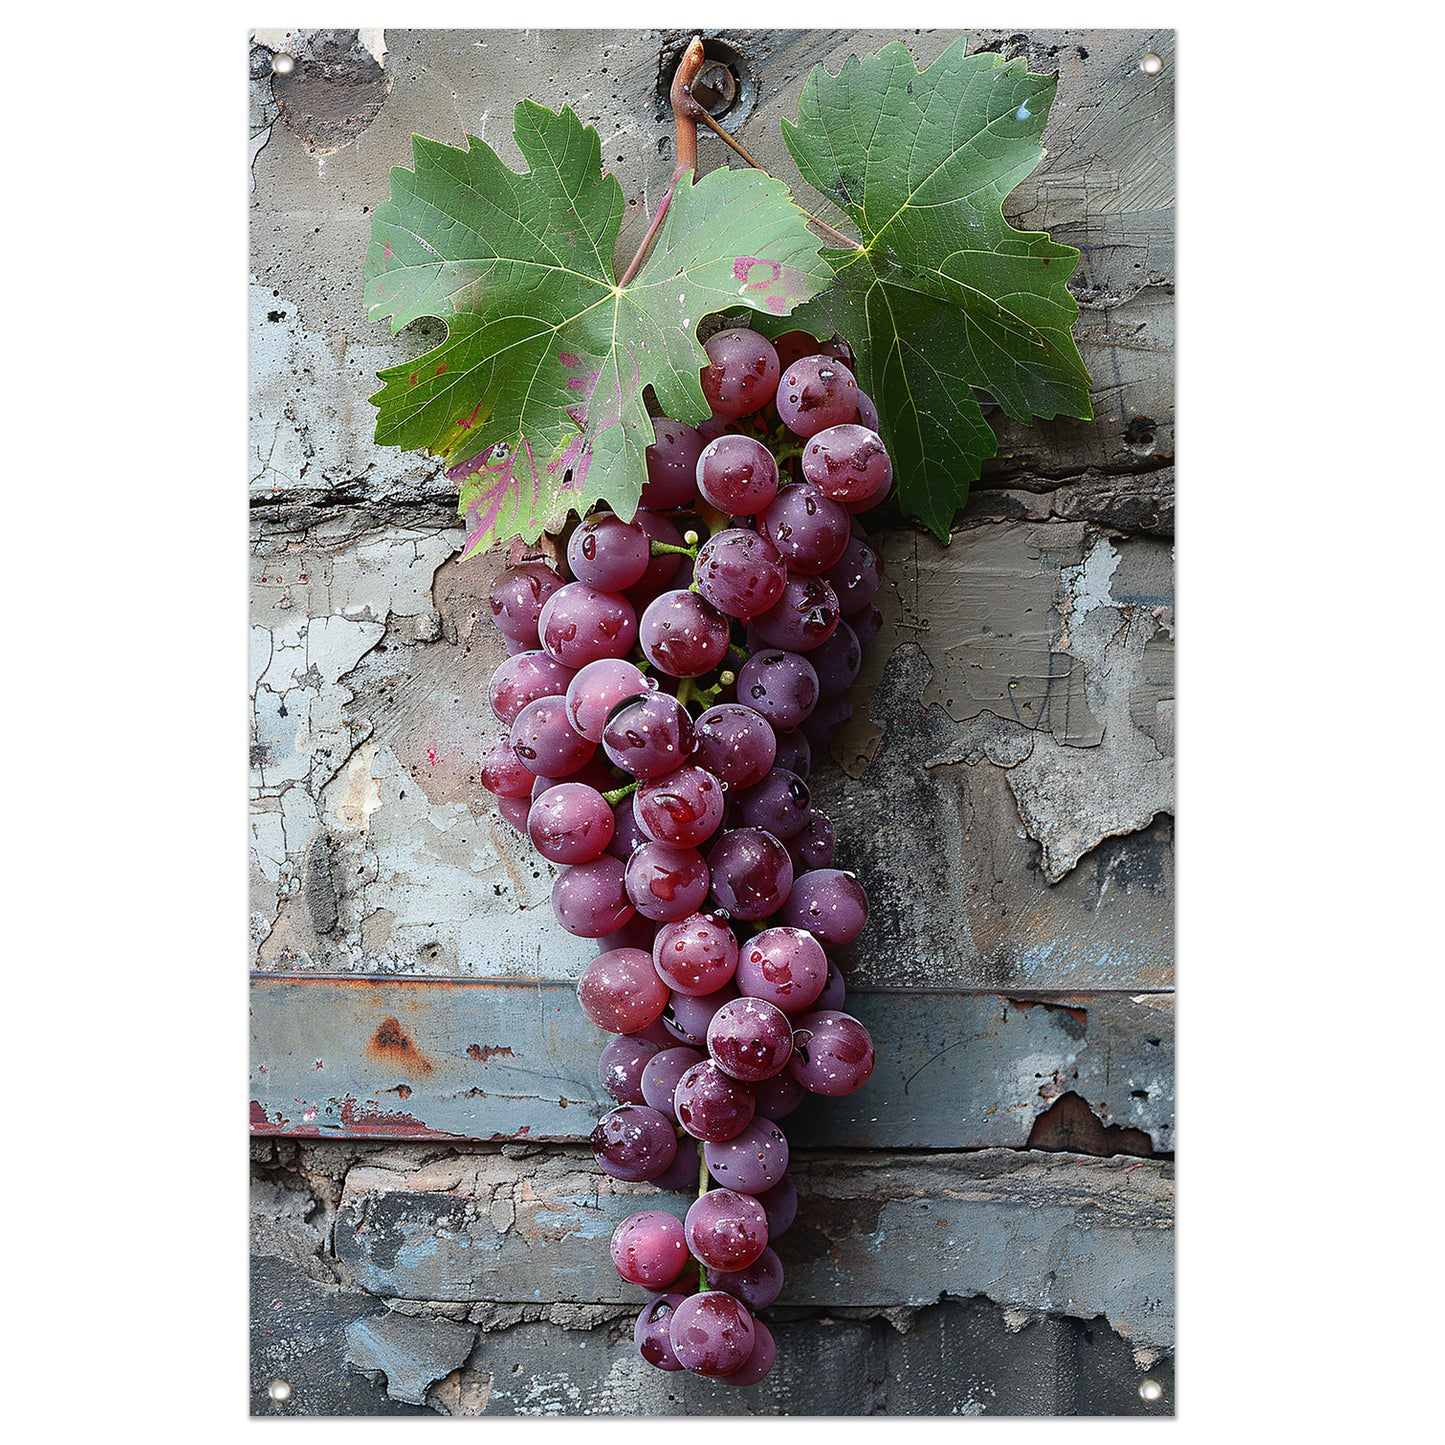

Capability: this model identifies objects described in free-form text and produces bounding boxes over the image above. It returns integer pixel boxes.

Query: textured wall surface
[249,25,1174,1417]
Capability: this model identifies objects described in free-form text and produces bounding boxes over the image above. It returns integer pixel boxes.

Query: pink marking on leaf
[559,352,580,367]
[383,240,392,260]
[734,257,783,290]
[766,295,787,313]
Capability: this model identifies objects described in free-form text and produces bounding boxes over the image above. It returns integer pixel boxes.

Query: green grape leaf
[780,37,1093,539]
[365,102,832,555]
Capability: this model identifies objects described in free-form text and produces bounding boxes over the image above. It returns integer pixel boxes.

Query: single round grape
[815,336,857,370]
[634,764,726,849]
[825,535,883,615]
[674,1060,756,1143]
[653,912,740,997]
[641,1045,707,1120]
[735,926,828,1015]
[567,514,651,591]
[610,1209,690,1290]
[527,782,615,864]
[808,622,862,698]
[776,355,860,438]
[855,389,880,430]
[787,809,837,870]
[758,483,851,575]
[634,1292,688,1371]
[480,736,535,799]
[496,793,531,831]
[489,562,564,646]
[552,856,636,938]
[751,574,841,653]
[735,649,819,731]
[663,982,740,1047]
[638,590,731,678]
[735,768,812,842]
[816,959,847,1012]
[590,1104,679,1182]
[752,1071,805,1121]
[577,947,670,1033]
[781,868,868,946]
[538,582,638,669]
[707,997,794,1082]
[800,423,893,508]
[701,328,781,421]
[685,1187,769,1271]
[628,511,686,598]
[602,692,696,780]
[564,657,652,742]
[722,1319,776,1387]
[800,693,852,743]
[599,1034,663,1104]
[708,1250,784,1314]
[668,1291,756,1377]
[605,799,650,861]
[693,529,787,620]
[489,650,575,726]
[695,412,732,444]
[773,728,812,779]
[772,329,821,371]
[847,602,884,646]
[528,756,614,801]
[692,704,777,791]
[644,419,706,510]
[650,1146,706,1192]
[509,696,595,778]
[696,435,780,515]
[625,1015,681,1049]
[707,827,795,920]
[703,1119,790,1194]
[624,842,711,923]
[788,1009,875,1096]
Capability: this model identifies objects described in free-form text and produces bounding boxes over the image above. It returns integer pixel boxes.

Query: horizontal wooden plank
[250,976,1173,1150]
[335,1147,1173,1351]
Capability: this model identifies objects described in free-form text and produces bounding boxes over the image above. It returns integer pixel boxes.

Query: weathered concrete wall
[249,25,1174,1417]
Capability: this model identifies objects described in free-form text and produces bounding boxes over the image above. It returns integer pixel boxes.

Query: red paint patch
[427,748,438,765]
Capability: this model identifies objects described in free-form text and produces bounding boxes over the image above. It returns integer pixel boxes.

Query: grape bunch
[479,327,887,1386]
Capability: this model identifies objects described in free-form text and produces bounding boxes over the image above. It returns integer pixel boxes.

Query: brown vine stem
[695,106,863,253]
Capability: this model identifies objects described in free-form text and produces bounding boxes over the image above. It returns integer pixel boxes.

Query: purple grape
[757,1176,798,1238]
[708,1252,784,1315]
[776,355,860,438]
[808,621,862,696]
[735,649,819,730]
[527,782,615,864]
[641,1045,707,1119]
[644,420,705,510]
[735,926,828,1015]
[599,1034,663,1104]
[788,1009,875,1096]
[696,435,780,515]
[674,1061,757,1143]
[564,657,652,742]
[847,603,883,646]
[800,423,893,509]
[707,827,795,920]
[626,1015,682,1049]
[634,1292,688,1371]
[786,810,836,870]
[663,982,740,1047]
[496,793,530,831]
[624,842,711,923]
[489,562,564,646]
[538,582,638,669]
[653,912,740,997]
[692,704,777,791]
[751,1071,805,1120]
[736,768,812,841]
[855,389,880,430]
[707,997,794,1082]
[668,1291,756,1377]
[815,959,847,1012]
[751,574,841,653]
[704,1119,790,1194]
[650,1145,705,1192]
[685,1187,769,1271]
[800,693,853,743]
[489,650,575,726]
[701,328,780,421]
[611,1209,690,1289]
[772,330,821,370]
[528,756,614,801]
[825,535,883,615]
[638,590,730,678]
[591,1105,678,1183]
[722,1320,775,1387]
[577,947,670,1033]
[758,483,851,575]
[628,511,686,598]
[693,528,787,620]
[781,868,869,945]
[480,736,535,799]
[602,692,696,780]
[567,514,652,591]
[509,696,595,777]
[605,797,650,861]
[634,765,726,849]
[552,856,635,938]
[773,728,812,778]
